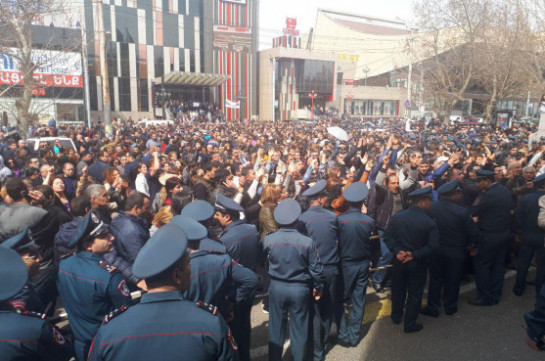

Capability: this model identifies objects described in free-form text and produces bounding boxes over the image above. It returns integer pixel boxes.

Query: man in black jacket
[470,169,512,306]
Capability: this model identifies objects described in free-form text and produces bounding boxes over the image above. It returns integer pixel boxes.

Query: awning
[154,72,231,87]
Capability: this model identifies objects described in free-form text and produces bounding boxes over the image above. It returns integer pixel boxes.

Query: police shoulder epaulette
[195,301,218,316]
[99,260,117,273]
[104,305,129,323]
[23,311,47,319]
[206,250,226,255]
[60,252,75,260]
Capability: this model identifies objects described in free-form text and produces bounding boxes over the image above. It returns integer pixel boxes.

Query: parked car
[25,137,77,152]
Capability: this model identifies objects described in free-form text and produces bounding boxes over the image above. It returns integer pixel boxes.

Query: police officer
[337,182,375,347]
[170,215,257,321]
[181,199,227,253]
[514,173,545,296]
[214,193,260,361]
[215,193,260,271]
[57,211,131,360]
[423,180,479,317]
[0,247,74,360]
[384,186,439,333]
[470,169,512,306]
[264,199,325,361]
[87,224,239,360]
[1,226,45,313]
[299,179,341,361]
[525,284,545,351]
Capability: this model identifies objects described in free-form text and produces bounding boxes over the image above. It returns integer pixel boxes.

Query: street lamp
[363,66,370,86]
[308,90,318,121]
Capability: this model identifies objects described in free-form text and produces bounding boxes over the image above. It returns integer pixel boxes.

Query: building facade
[0,26,84,125]
[46,0,258,121]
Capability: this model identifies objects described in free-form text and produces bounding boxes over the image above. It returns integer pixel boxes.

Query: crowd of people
[0,114,544,360]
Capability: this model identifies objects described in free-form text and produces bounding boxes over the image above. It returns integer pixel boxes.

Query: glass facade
[286,59,334,94]
[84,0,203,113]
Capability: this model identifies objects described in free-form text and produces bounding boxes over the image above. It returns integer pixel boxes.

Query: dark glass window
[118,77,131,111]
[109,76,116,111]
[116,7,138,43]
[103,4,112,34]
[154,46,164,77]
[119,43,130,77]
[106,42,118,78]
[190,49,195,72]
[179,48,185,71]
[188,0,202,16]
[89,73,98,111]
[145,10,153,46]
[140,80,149,111]
[163,13,179,47]
[184,16,195,49]
[177,0,186,14]
[163,0,169,12]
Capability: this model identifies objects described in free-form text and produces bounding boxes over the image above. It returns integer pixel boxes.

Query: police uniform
[57,212,131,361]
[264,199,325,361]
[425,180,480,316]
[87,224,239,361]
[514,174,545,296]
[181,200,228,253]
[216,194,260,361]
[1,227,45,313]
[0,247,74,360]
[525,284,545,351]
[384,186,440,332]
[171,216,257,314]
[337,182,375,346]
[471,170,512,305]
[299,180,341,361]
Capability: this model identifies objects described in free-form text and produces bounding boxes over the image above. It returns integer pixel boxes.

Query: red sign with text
[0,71,83,88]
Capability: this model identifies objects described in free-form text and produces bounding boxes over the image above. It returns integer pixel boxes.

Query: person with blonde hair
[258,183,284,314]
[149,205,174,237]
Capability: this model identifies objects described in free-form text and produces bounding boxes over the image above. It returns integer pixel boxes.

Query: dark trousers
[338,260,370,346]
[514,243,545,295]
[391,259,427,330]
[268,280,311,361]
[312,266,343,361]
[233,297,254,361]
[474,235,508,303]
[427,253,464,314]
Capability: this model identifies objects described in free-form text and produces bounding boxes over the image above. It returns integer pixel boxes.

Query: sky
[258,0,415,50]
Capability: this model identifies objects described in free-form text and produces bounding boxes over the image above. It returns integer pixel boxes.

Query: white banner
[0,48,82,88]
[221,0,247,4]
[226,99,240,109]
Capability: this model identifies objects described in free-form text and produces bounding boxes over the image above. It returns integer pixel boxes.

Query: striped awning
[154,72,231,87]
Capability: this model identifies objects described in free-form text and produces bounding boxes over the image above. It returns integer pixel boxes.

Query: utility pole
[270,55,276,123]
[97,0,111,127]
[406,31,414,119]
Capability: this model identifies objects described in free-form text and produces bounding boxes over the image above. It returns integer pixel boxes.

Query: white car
[137,119,174,127]
[26,137,77,152]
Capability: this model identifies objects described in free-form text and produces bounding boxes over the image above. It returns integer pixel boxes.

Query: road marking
[363,298,392,324]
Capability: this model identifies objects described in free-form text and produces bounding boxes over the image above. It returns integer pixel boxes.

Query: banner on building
[226,99,240,109]
[0,48,82,88]
[213,25,252,53]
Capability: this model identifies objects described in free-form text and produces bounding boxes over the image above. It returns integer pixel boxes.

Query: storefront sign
[0,49,82,88]
[337,53,360,63]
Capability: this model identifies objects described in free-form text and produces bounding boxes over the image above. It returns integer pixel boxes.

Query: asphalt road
[248,269,541,361]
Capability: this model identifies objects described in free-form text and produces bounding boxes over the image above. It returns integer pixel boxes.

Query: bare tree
[414,0,484,122]
[476,0,535,119]
[414,0,539,121]
[0,0,70,137]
